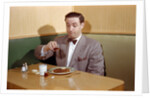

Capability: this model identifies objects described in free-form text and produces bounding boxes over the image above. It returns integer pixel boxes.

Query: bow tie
[68,38,77,45]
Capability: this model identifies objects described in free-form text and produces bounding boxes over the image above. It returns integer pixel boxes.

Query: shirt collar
[67,33,82,45]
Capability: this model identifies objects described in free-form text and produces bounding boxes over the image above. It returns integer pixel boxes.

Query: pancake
[53,68,70,73]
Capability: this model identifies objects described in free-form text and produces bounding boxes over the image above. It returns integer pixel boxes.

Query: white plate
[48,67,75,75]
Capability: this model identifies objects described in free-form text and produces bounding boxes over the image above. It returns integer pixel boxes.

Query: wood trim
[83,32,135,35]
[9,32,135,40]
[9,32,67,40]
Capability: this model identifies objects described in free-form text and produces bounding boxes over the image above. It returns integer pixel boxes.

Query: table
[7,63,124,90]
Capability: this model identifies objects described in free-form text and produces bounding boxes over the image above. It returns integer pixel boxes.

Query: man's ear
[81,22,85,29]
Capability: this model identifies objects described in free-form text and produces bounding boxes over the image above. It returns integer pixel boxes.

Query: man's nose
[68,26,73,32]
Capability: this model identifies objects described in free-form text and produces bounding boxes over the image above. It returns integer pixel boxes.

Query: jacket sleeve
[87,42,105,76]
[34,45,54,60]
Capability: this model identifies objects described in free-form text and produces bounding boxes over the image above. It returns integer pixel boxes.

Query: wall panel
[9,6,72,39]
[9,5,136,39]
[74,5,136,34]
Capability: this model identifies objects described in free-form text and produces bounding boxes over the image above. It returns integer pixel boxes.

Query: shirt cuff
[41,45,47,56]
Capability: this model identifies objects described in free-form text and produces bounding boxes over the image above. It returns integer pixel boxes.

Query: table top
[7,63,124,90]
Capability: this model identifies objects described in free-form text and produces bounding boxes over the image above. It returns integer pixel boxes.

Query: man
[34,12,104,75]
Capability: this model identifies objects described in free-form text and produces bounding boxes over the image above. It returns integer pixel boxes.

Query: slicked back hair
[65,12,84,23]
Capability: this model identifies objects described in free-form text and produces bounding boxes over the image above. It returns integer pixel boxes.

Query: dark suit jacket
[34,35,104,75]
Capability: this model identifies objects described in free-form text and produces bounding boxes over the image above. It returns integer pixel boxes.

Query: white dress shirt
[66,34,82,67]
[41,34,82,67]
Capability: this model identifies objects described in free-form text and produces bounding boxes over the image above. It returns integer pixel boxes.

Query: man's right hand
[43,41,59,52]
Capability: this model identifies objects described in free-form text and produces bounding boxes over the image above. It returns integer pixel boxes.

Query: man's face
[65,17,84,39]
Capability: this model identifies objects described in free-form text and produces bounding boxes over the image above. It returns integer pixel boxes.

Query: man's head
[65,12,85,39]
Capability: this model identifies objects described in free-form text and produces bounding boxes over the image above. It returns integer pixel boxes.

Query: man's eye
[73,25,77,27]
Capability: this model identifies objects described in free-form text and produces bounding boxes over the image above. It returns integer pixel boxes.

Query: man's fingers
[53,41,58,48]
[48,43,53,50]
[51,41,57,49]
[47,41,58,51]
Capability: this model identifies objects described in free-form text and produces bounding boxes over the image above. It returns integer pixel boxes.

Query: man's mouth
[69,32,74,35]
